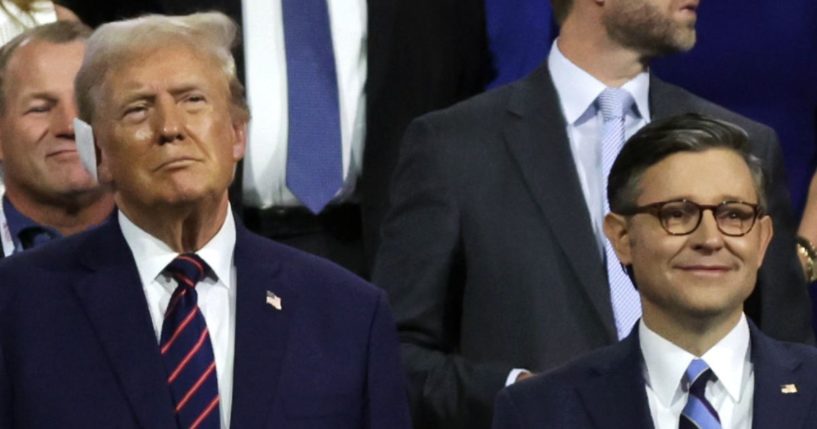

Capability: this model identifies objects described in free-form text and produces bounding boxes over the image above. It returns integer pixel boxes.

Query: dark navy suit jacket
[0,218,411,428]
[492,322,817,428]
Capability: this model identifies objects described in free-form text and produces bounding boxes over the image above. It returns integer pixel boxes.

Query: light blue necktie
[680,359,722,429]
[598,88,641,339]
[282,0,343,213]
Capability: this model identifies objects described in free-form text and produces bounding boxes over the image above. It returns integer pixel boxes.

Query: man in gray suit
[372,0,813,428]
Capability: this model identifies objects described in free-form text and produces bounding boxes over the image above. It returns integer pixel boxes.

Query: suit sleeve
[365,291,412,429]
[372,118,511,428]
[491,389,523,429]
[752,126,815,344]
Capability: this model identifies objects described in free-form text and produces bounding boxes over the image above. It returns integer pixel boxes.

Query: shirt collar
[640,314,751,406]
[2,196,61,250]
[548,39,651,124]
[119,206,236,290]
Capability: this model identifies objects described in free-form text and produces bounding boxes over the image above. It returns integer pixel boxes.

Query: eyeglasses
[617,199,764,237]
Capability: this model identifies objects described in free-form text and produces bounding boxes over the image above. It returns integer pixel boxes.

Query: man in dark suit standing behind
[494,114,817,429]
[0,12,410,428]
[373,0,812,427]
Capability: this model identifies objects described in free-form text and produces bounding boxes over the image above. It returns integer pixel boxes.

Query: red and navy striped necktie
[160,254,220,429]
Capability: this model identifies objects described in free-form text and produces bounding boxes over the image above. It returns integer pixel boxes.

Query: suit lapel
[503,66,616,340]
[72,220,176,429]
[750,324,817,428]
[229,225,296,427]
[576,331,655,429]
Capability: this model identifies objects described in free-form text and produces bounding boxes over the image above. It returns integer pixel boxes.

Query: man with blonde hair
[0,12,410,428]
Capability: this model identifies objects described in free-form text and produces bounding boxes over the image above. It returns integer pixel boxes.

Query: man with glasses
[493,113,817,429]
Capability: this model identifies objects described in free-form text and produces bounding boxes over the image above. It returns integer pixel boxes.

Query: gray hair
[0,20,91,113]
[75,11,249,123]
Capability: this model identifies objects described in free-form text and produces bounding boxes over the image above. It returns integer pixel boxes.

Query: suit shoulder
[766,338,817,365]
[238,229,385,304]
[505,343,618,399]
[653,78,774,136]
[505,333,640,403]
[412,77,519,128]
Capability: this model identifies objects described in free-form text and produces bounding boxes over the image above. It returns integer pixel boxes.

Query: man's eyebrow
[117,89,156,106]
[168,83,206,97]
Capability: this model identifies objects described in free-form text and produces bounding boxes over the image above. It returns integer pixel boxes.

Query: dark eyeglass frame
[616,199,765,237]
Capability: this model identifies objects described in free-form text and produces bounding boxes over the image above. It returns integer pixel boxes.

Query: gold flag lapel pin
[780,384,798,394]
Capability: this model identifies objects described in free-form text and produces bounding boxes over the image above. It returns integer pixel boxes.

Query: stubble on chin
[602,0,697,58]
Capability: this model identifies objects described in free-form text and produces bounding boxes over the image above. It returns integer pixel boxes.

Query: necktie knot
[684,358,714,392]
[598,87,634,122]
[165,253,209,288]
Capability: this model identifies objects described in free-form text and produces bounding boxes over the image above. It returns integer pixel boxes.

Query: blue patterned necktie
[680,359,722,429]
[282,0,343,214]
[160,254,220,429]
[598,87,641,339]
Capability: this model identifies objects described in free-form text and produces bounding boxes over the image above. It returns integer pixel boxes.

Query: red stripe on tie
[176,361,217,412]
[177,275,196,288]
[161,307,200,355]
[164,288,189,320]
[167,328,209,383]
[178,254,205,275]
[189,395,220,429]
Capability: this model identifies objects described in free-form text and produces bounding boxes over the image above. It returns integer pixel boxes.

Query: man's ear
[231,121,247,161]
[754,215,774,268]
[604,212,632,266]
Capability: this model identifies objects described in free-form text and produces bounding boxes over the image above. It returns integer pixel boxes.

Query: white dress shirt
[640,315,754,429]
[119,209,237,429]
[548,39,651,253]
[241,0,367,208]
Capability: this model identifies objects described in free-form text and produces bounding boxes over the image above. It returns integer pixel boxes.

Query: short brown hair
[608,113,767,214]
[0,20,91,113]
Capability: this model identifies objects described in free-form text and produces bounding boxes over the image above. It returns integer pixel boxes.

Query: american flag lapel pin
[265,290,282,311]
[780,384,798,394]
